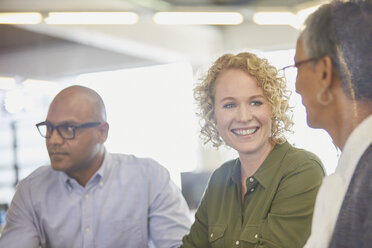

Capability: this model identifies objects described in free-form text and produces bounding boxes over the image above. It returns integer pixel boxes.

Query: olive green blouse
[181,142,325,248]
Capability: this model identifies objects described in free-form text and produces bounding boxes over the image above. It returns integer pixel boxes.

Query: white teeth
[233,128,257,135]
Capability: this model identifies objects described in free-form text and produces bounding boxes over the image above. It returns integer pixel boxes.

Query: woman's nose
[237,105,253,122]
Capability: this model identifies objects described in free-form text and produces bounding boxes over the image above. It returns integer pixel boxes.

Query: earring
[316,88,333,105]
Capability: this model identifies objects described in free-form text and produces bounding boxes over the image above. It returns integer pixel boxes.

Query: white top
[304,114,372,248]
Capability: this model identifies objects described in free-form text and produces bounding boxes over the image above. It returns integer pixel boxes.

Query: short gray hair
[301,0,372,100]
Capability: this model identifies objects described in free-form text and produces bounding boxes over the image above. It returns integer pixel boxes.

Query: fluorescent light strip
[153,12,244,25]
[253,12,296,25]
[45,12,139,25]
[296,5,321,29]
[0,12,42,24]
[0,77,16,90]
[253,4,322,29]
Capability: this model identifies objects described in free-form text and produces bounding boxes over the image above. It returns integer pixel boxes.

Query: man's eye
[46,125,53,131]
[60,125,74,132]
[223,103,235,109]
[46,125,54,134]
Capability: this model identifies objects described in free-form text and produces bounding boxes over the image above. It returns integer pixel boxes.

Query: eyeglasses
[281,57,320,72]
[36,121,101,140]
[280,57,320,81]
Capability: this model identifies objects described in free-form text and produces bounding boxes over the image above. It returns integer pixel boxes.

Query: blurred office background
[0,0,337,213]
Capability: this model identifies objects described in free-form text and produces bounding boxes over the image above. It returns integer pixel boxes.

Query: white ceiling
[0,0,327,81]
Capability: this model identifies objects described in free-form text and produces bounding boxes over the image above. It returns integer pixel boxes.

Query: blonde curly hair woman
[181,52,325,248]
[195,52,293,147]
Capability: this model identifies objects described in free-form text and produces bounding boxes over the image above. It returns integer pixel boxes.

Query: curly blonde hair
[194,52,293,147]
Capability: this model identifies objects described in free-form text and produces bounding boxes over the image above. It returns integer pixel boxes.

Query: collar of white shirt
[304,114,372,248]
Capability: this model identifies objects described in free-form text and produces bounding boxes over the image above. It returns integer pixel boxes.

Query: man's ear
[98,122,109,143]
[317,55,334,90]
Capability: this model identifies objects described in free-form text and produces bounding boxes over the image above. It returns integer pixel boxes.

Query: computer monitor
[181,171,212,210]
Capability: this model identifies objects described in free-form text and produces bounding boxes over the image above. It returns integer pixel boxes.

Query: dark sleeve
[329,145,372,248]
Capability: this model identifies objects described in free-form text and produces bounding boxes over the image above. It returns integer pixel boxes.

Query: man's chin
[50,161,69,172]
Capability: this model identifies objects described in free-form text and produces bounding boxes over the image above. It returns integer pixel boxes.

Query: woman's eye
[223,103,235,109]
[251,101,262,106]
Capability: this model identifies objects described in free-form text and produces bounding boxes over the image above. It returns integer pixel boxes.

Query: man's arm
[0,180,41,248]
[180,186,210,248]
[148,167,192,248]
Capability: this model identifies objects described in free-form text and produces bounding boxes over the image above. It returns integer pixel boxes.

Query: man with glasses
[289,1,372,247]
[0,85,192,248]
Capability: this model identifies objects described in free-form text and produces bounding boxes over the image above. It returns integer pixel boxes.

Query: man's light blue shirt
[0,151,192,248]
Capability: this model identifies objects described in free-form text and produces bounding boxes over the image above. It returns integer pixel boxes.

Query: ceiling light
[44,12,139,25]
[0,77,16,90]
[253,4,323,29]
[22,79,60,96]
[296,5,322,29]
[4,89,25,114]
[0,12,42,24]
[153,12,244,25]
[253,12,296,26]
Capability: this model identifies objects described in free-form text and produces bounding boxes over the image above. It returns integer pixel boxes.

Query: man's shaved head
[45,85,109,186]
[50,85,107,122]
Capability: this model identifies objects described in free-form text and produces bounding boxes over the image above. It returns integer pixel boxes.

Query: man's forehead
[294,37,305,59]
[48,86,105,122]
[47,97,93,121]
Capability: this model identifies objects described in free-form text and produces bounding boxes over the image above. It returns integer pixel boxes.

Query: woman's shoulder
[285,143,321,161]
[280,142,325,175]
[207,158,238,183]
[214,158,238,173]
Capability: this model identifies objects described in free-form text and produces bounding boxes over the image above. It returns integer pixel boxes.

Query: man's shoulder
[15,165,60,196]
[108,153,174,196]
[20,165,56,185]
[109,153,170,178]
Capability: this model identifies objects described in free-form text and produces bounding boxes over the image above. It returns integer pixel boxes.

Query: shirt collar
[230,142,291,189]
[61,149,111,189]
[231,158,241,184]
[96,149,110,181]
[254,142,290,189]
[336,114,372,184]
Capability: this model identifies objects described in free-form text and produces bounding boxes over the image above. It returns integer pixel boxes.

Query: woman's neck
[239,141,275,199]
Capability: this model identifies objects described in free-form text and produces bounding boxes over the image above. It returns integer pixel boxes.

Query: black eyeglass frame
[281,57,320,72]
[36,121,101,140]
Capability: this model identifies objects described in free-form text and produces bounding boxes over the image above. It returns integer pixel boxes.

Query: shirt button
[236,240,240,245]
[84,194,89,199]
[99,181,104,187]
[249,177,254,182]
[85,227,90,233]
[210,233,214,238]
[250,188,255,192]
[254,234,258,239]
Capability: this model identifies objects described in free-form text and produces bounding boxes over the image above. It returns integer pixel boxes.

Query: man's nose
[48,128,65,144]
